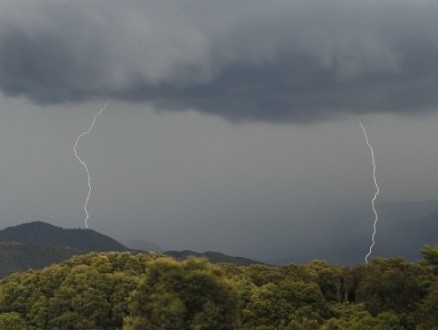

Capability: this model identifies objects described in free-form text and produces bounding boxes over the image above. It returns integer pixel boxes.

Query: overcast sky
[1,0,438,257]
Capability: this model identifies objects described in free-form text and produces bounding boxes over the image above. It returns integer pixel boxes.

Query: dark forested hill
[0,221,130,277]
[0,221,129,252]
[0,241,81,278]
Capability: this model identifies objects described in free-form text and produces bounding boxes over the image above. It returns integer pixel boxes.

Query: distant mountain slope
[0,221,129,252]
[165,250,263,266]
[374,210,438,261]
[264,201,438,266]
[122,238,163,252]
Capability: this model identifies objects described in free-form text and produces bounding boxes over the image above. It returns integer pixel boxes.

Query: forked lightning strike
[359,121,380,264]
[74,103,107,228]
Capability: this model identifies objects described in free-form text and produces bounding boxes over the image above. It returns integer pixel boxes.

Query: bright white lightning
[73,103,107,228]
[359,121,380,264]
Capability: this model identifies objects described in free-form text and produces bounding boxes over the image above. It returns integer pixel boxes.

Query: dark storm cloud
[1,0,438,122]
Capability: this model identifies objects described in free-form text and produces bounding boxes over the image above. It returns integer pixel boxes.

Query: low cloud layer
[1,0,438,122]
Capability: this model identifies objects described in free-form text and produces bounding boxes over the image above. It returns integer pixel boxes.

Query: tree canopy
[0,246,436,329]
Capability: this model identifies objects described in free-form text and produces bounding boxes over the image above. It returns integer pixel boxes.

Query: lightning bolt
[359,121,380,264]
[73,103,107,228]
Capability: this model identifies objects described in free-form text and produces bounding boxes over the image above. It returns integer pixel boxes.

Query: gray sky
[1,0,438,257]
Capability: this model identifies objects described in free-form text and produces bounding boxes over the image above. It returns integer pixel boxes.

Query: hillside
[0,221,129,252]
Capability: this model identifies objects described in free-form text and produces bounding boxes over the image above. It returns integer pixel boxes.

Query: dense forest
[0,246,437,329]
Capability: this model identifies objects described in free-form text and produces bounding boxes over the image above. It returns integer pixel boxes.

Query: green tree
[126,257,239,329]
[355,258,425,313]
[421,245,438,269]
[242,282,290,328]
[0,312,27,330]
[304,260,344,302]
[321,304,401,330]
[417,282,438,329]
[243,264,285,286]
